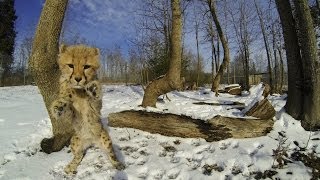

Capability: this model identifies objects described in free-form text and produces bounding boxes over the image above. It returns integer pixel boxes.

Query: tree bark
[293,0,320,129]
[108,110,273,141]
[29,0,73,153]
[195,18,200,87]
[208,0,230,96]
[275,0,304,119]
[142,0,182,107]
[272,24,279,92]
[278,46,285,92]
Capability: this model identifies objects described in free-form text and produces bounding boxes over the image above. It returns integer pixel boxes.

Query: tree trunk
[278,47,284,92]
[272,25,279,93]
[275,0,304,119]
[29,0,72,153]
[243,45,250,90]
[195,20,200,87]
[216,35,220,73]
[141,0,182,107]
[208,0,230,96]
[293,0,320,129]
[254,0,273,93]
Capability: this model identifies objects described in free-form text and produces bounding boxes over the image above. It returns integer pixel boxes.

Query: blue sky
[14,0,42,43]
[13,0,215,63]
[13,0,276,72]
[14,0,140,58]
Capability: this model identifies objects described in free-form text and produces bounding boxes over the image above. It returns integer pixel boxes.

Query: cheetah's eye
[84,65,91,69]
[67,64,74,68]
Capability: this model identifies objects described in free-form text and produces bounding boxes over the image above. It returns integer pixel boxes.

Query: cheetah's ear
[94,48,100,56]
[59,44,67,53]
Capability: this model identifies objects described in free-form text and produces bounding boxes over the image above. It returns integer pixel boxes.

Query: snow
[0,84,319,180]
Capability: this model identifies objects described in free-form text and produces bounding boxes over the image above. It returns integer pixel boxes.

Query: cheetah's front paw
[51,99,70,119]
[85,81,102,100]
[64,164,77,174]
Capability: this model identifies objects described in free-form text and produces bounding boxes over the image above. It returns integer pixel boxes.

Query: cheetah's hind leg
[64,135,85,174]
[98,130,125,170]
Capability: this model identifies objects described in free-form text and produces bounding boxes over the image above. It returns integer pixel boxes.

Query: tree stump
[108,110,273,142]
[262,83,271,98]
[228,87,242,95]
[245,98,276,119]
[218,85,242,95]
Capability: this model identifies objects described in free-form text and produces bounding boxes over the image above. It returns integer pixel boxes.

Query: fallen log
[193,101,244,106]
[108,110,273,142]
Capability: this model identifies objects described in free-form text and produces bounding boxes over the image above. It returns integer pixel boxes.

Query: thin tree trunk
[208,0,230,96]
[278,47,284,92]
[272,25,279,93]
[29,0,72,153]
[244,45,250,90]
[275,0,303,119]
[227,63,230,84]
[195,20,200,87]
[210,38,216,82]
[254,0,273,92]
[208,19,217,78]
[293,0,320,129]
[216,36,220,73]
[142,0,183,107]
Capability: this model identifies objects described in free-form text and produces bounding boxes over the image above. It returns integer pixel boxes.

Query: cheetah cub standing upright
[50,44,124,174]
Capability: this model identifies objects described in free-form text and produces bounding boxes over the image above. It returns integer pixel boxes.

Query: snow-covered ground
[0,84,319,180]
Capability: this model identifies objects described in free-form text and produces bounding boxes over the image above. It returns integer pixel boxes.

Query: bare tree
[227,0,256,90]
[254,0,273,91]
[271,22,279,92]
[293,0,320,129]
[193,5,201,87]
[29,0,71,153]
[142,0,183,107]
[275,0,303,119]
[207,0,230,96]
[203,13,219,85]
[19,37,33,85]
[276,0,320,129]
[277,30,285,92]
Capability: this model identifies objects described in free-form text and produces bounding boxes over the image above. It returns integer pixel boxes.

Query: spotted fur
[51,44,124,174]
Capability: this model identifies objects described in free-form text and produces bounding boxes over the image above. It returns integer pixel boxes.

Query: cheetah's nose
[75,77,82,82]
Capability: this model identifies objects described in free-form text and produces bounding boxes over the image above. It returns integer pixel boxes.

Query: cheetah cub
[51,44,124,174]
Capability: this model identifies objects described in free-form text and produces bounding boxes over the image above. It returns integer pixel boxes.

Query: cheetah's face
[58,44,100,89]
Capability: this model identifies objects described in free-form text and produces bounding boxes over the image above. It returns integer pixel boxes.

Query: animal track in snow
[167,168,180,179]
[1,153,16,165]
[50,162,71,180]
[219,141,231,150]
[194,144,215,154]
[186,154,203,170]
[120,146,139,155]
[170,155,181,163]
[191,139,201,146]
[137,167,148,178]
[149,169,165,180]
[137,140,148,147]
[136,156,148,165]
[231,141,239,148]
